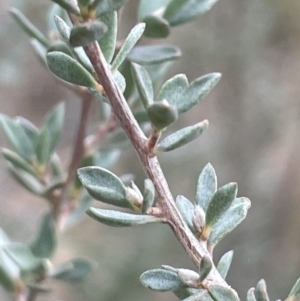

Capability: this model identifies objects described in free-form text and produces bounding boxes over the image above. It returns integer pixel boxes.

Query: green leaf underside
[147,100,178,130]
[140,269,185,291]
[87,208,161,227]
[36,103,65,164]
[112,23,145,71]
[176,195,195,231]
[196,163,217,211]
[77,167,130,208]
[143,15,170,38]
[131,63,154,109]
[205,183,237,228]
[157,121,208,152]
[69,21,108,47]
[138,0,171,20]
[30,213,57,258]
[208,197,250,248]
[247,288,257,301]
[51,258,93,282]
[289,278,300,298]
[255,280,270,301]
[216,250,234,279]
[208,285,239,301]
[9,8,49,48]
[47,51,97,87]
[163,0,219,26]
[98,11,117,63]
[0,115,35,161]
[128,44,181,64]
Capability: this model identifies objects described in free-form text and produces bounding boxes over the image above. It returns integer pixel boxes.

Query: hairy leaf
[208,284,239,301]
[176,195,195,231]
[255,280,270,301]
[142,179,155,213]
[138,0,171,20]
[143,15,170,38]
[216,250,234,279]
[247,288,257,301]
[199,256,212,282]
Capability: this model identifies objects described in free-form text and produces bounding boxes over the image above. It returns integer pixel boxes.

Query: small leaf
[255,280,270,301]
[36,102,65,164]
[140,269,185,291]
[0,115,35,161]
[4,244,43,273]
[157,120,208,152]
[205,183,238,230]
[47,51,97,87]
[78,166,131,208]
[147,100,178,130]
[199,256,212,282]
[2,148,35,176]
[69,21,108,47]
[98,11,117,63]
[196,163,217,211]
[51,0,80,15]
[163,0,219,26]
[47,41,73,56]
[216,250,234,279]
[247,288,257,301]
[288,277,300,300]
[8,165,44,195]
[208,285,240,301]
[176,195,195,231]
[138,0,171,20]
[54,15,71,43]
[50,258,94,282]
[208,197,251,248]
[143,15,170,38]
[87,208,161,227]
[142,179,155,213]
[30,213,57,259]
[128,44,181,65]
[131,63,154,109]
[111,23,145,71]
[9,8,49,48]
[181,73,221,114]
[94,0,131,13]
[157,73,188,111]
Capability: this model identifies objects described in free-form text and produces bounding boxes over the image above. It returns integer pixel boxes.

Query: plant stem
[83,42,227,286]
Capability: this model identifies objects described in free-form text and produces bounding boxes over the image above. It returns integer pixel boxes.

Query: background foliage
[1,0,300,300]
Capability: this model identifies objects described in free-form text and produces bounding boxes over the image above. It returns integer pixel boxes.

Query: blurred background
[1,0,300,300]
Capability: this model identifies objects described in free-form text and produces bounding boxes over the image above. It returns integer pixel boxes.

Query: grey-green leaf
[157,73,188,110]
[9,8,49,48]
[247,288,257,301]
[142,179,155,213]
[128,44,181,65]
[94,0,131,13]
[131,63,154,109]
[288,277,300,299]
[54,15,71,43]
[147,100,178,130]
[138,0,171,20]
[47,51,97,87]
[87,208,161,227]
[111,23,145,71]
[176,195,195,231]
[196,163,217,211]
[30,213,57,259]
[216,250,234,279]
[199,256,212,282]
[36,102,65,164]
[98,11,117,63]
[205,183,238,229]
[208,197,251,248]
[163,0,219,26]
[143,15,170,38]
[69,21,108,47]
[50,258,94,282]
[181,73,221,113]
[208,284,240,301]
[255,280,270,301]
[77,166,131,208]
[181,290,213,301]
[157,120,208,152]
[140,269,185,291]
